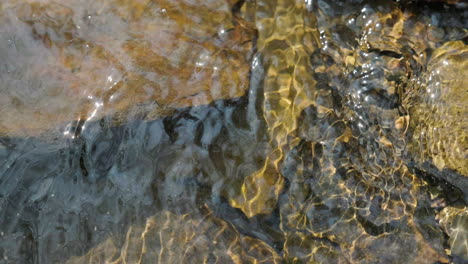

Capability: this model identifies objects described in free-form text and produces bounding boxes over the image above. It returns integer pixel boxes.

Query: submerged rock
[403,41,468,199]
[228,0,320,218]
[0,0,466,263]
[0,0,254,138]
[438,207,468,261]
[0,98,269,263]
[231,1,453,263]
[65,208,281,264]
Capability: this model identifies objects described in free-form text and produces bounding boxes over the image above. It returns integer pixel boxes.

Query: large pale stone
[0,0,254,138]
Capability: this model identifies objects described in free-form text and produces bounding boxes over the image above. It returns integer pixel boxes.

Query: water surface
[0,0,467,263]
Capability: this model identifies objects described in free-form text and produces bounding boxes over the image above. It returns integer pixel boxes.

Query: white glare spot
[443,60,449,66]
[86,102,103,122]
[305,0,313,11]
[161,8,167,13]
[107,75,113,83]
[252,56,260,68]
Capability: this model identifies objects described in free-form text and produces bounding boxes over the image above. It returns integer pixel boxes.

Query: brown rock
[0,0,254,138]
[65,209,282,264]
[405,41,468,177]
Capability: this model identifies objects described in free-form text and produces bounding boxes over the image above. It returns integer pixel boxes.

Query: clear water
[0,0,467,263]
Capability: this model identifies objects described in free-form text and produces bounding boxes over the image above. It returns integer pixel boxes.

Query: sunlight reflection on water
[0,0,467,263]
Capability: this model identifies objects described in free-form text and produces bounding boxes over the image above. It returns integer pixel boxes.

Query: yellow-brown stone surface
[405,41,468,176]
[0,0,254,138]
[66,209,281,264]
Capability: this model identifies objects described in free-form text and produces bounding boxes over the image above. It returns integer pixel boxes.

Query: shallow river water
[0,0,467,263]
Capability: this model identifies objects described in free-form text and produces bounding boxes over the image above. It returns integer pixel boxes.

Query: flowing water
[0,0,467,263]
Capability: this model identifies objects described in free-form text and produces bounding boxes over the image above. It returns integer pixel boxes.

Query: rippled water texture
[0,0,467,263]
